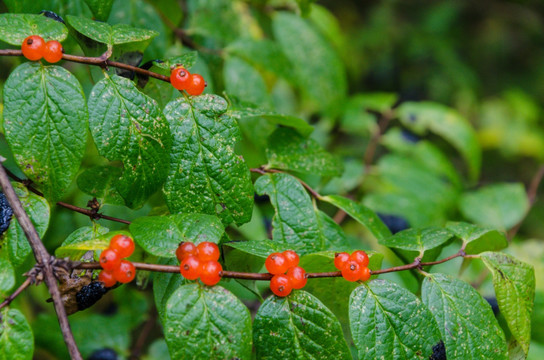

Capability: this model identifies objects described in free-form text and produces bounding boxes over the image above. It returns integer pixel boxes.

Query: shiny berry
[185,74,206,96]
[359,267,371,282]
[334,252,350,270]
[270,274,292,297]
[43,40,63,63]
[113,260,136,283]
[265,253,289,275]
[196,241,220,262]
[109,234,134,258]
[99,249,121,271]
[341,260,363,282]
[21,35,45,61]
[176,241,198,262]
[180,255,201,280]
[200,260,222,286]
[350,250,369,267]
[97,270,116,288]
[282,250,299,268]
[170,67,191,90]
[286,266,307,289]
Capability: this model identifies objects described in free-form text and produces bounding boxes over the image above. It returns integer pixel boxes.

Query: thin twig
[0,277,31,310]
[0,161,83,360]
[129,311,157,360]
[363,109,395,170]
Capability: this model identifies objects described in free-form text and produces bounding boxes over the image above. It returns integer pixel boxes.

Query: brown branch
[0,161,83,360]
[129,311,157,360]
[5,168,131,225]
[250,167,322,200]
[363,109,394,170]
[0,277,31,310]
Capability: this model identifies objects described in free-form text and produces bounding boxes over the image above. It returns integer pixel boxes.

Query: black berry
[76,281,107,311]
[87,348,118,360]
[485,296,500,316]
[0,193,13,236]
[377,213,409,234]
[429,340,446,360]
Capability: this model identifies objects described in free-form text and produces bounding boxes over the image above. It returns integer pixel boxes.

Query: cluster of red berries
[21,35,63,63]
[170,66,206,96]
[334,250,371,282]
[176,241,223,286]
[98,235,136,287]
[265,250,307,297]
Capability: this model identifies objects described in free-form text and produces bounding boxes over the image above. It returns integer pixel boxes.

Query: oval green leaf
[0,13,67,45]
[0,308,34,360]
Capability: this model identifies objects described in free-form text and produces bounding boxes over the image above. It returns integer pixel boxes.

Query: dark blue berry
[377,213,410,234]
[401,129,420,143]
[485,296,500,316]
[88,348,118,360]
[38,10,65,23]
[429,340,446,360]
[0,193,13,236]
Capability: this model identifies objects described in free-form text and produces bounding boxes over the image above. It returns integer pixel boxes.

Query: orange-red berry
[21,35,45,61]
[109,234,135,258]
[180,255,201,280]
[286,266,307,289]
[176,241,198,262]
[98,270,116,288]
[265,252,289,275]
[170,67,191,90]
[341,260,363,282]
[334,252,350,270]
[185,73,206,96]
[359,266,371,282]
[282,250,299,268]
[113,260,136,283]
[99,248,121,271]
[350,250,369,267]
[43,40,63,63]
[196,241,220,262]
[270,274,292,297]
[200,260,222,286]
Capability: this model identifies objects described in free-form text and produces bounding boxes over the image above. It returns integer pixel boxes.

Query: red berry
[99,248,121,271]
[341,260,363,282]
[176,241,198,262]
[200,260,222,286]
[98,270,116,288]
[282,250,299,268]
[334,252,350,270]
[196,241,220,262]
[359,267,371,282]
[270,274,293,297]
[185,74,206,96]
[113,260,136,283]
[180,255,201,280]
[286,266,307,289]
[43,40,63,63]
[109,234,135,258]
[170,67,191,90]
[350,250,369,267]
[22,35,45,61]
[265,253,289,275]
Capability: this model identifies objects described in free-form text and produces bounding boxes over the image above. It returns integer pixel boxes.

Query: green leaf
[66,14,158,46]
[253,290,351,360]
[482,252,535,356]
[164,284,252,360]
[321,194,391,240]
[379,227,453,254]
[84,0,114,21]
[273,12,347,113]
[266,127,342,176]
[1,183,49,266]
[422,273,508,359]
[0,13,68,45]
[0,308,34,360]
[349,279,441,360]
[76,165,124,206]
[54,224,111,260]
[88,74,171,209]
[153,258,186,321]
[231,106,314,138]
[224,56,270,108]
[162,95,253,226]
[152,52,197,72]
[396,101,481,181]
[224,239,288,258]
[446,221,508,254]
[3,63,88,202]
[340,93,397,136]
[72,313,132,357]
[254,173,346,255]
[130,214,224,258]
[0,256,15,297]
[459,183,529,231]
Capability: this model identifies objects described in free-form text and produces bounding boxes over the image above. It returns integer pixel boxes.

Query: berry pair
[265,250,307,297]
[21,35,63,63]
[177,241,222,286]
[334,250,371,282]
[170,66,206,95]
[98,235,136,287]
